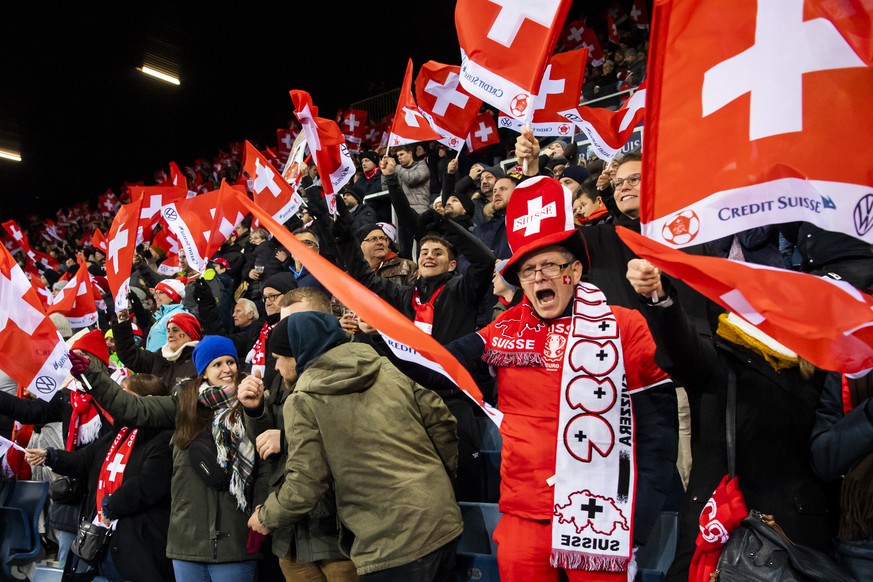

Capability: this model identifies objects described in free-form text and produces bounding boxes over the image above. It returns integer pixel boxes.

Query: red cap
[71,329,111,366]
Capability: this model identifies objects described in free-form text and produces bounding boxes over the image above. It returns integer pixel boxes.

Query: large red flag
[387,59,443,147]
[0,245,71,401]
[456,0,572,119]
[234,190,501,425]
[561,83,647,161]
[641,0,873,248]
[47,254,99,328]
[415,61,484,151]
[289,90,356,201]
[131,185,187,239]
[2,220,30,252]
[465,111,500,152]
[617,227,873,374]
[105,199,143,312]
[498,48,587,137]
[243,141,304,225]
[160,181,248,273]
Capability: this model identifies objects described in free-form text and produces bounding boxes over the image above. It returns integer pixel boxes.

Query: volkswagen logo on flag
[163,208,178,222]
[854,193,873,236]
[35,376,56,394]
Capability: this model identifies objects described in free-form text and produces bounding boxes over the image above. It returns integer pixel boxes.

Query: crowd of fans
[1,23,872,582]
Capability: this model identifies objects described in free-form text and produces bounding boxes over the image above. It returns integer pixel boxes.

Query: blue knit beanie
[193,335,237,376]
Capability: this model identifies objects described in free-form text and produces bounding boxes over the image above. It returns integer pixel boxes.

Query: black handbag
[71,520,111,562]
[713,368,854,582]
[49,475,84,504]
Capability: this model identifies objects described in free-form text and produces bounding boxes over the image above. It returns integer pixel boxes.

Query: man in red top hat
[392,177,677,580]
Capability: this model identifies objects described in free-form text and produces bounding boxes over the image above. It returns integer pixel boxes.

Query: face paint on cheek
[563,275,572,285]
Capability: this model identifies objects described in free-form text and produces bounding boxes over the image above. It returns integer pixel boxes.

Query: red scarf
[412,285,445,335]
[248,320,278,378]
[67,388,108,451]
[580,206,609,225]
[689,475,748,582]
[96,427,138,520]
[364,167,378,181]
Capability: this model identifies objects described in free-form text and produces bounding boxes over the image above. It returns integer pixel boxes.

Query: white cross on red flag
[608,15,620,44]
[0,245,70,401]
[131,185,188,239]
[244,140,304,225]
[276,128,296,156]
[105,198,143,312]
[91,228,108,254]
[387,59,443,147]
[498,48,587,137]
[631,0,649,29]
[340,109,369,153]
[161,180,249,273]
[415,61,484,152]
[47,253,99,328]
[456,0,572,119]
[30,275,54,309]
[618,227,873,374]
[561,82,647,161]
[289,89,356,206]
[641,0,873,248]
[2,220,30,253]
[465,111,500,152]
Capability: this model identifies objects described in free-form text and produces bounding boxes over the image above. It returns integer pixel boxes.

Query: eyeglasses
[611,173,641,189]
[362,235,389,244]
[262,292,283,303]
[517,262,572,282]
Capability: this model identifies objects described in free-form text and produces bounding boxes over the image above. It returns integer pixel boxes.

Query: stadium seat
[481,450,501,503]
[477,416,502,451]
[0,480,49,579]
[456,502,502,582]
[32,564,64,582]
[634,511,679,582]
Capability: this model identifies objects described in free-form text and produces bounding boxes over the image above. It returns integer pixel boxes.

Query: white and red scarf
[67,386,107,451]
[412,285,445,335]
[246,320,278,377]
[483,282,637,572]
[96,427,138,520]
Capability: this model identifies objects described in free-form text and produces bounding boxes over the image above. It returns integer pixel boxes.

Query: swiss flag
[641,0,873,247]
[98,189,120,216]
[340,109,368,153]
[279,133,309,190]
[30,275,54,309]
[415,61,484,151]
[244,141,304,225]
[43,220,64,243]
[618,227,873,374]
[561,82,646,161]
[466,111,500,152]
[131,185,188,239]
[289,89,356,203]
[561,19,587,51]
[91,228,108,254]
[456,0,572,119]
[2,220,30,252]
[630,0,649,29]
[364,123,382,147]
[608,15,621,44]
[387,59,443,147]
[498,48,587,137]
[168,161,188,191]
[105,199,143,312]
[160,181,249,273]
[0,245,71,401]
[47,253,99,328]
[276,128,295,156]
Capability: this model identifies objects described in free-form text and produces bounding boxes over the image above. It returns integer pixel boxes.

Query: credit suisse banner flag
[161,181,248,273]
[498,47,587,136]
[47,254,99,328]
[642,0,873,248]
[618,227,873,374]
[415,61,483,152]
[233,190,502,426]
[0,245,71,402]
[561,83,647,161]
[456,0,572,119]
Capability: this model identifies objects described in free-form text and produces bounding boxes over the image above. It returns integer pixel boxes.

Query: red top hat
[501,176,589,286]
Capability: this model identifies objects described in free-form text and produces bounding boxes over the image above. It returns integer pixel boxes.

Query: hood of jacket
[286,311,349,376]
[295,342,381,397]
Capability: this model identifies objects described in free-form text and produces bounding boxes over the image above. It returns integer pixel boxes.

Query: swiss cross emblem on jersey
[641,0,873,247]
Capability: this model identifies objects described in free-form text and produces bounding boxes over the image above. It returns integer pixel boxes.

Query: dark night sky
[0,2,462,220]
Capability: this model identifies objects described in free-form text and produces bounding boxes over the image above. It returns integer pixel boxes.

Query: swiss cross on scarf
[96,427,138,521]
[247,320,278,378]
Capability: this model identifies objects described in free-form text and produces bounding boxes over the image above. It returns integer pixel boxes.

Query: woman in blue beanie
[66,336,263,581]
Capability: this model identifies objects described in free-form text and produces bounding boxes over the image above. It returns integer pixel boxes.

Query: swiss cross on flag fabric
[161,181,248,273]
[561,18,587,50]
[608,15,621,44]
[642,0,873,248]
[105,198,143,312]
[244,141,304,225]
[456,0,572,120]
[498,48,587,136]
[387,59,443,147]
[618,227,873,374]
[276,128,296,156]
[0,245,70,402]
[47,254,99,328]
[91,229,108,254]
[131,185,188,239]
[561,82,647,161]
[415,61,484,152]
[466,111,501,152]
[631,0,649,29]
[2,220,30,252]
[30,275,54,309]
[340,110,368,153]
[289,89,356,200]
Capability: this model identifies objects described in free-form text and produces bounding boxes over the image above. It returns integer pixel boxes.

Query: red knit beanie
[167,312,202,341]
[70,329,111,366]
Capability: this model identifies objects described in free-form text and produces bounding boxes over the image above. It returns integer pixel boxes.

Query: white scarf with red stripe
[96,427,138,521]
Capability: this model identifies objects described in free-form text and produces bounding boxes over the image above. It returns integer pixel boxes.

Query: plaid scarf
[197,384,256,511]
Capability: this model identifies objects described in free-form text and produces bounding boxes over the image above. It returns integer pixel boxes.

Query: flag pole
[522,98,536,173]
[454,140,464,161]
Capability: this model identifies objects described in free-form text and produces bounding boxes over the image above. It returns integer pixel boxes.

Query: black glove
[304,186,328,220]
[417,208,446,234]
[332,213,353,244]
[193,278,212,304]
[69,351,91,377]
